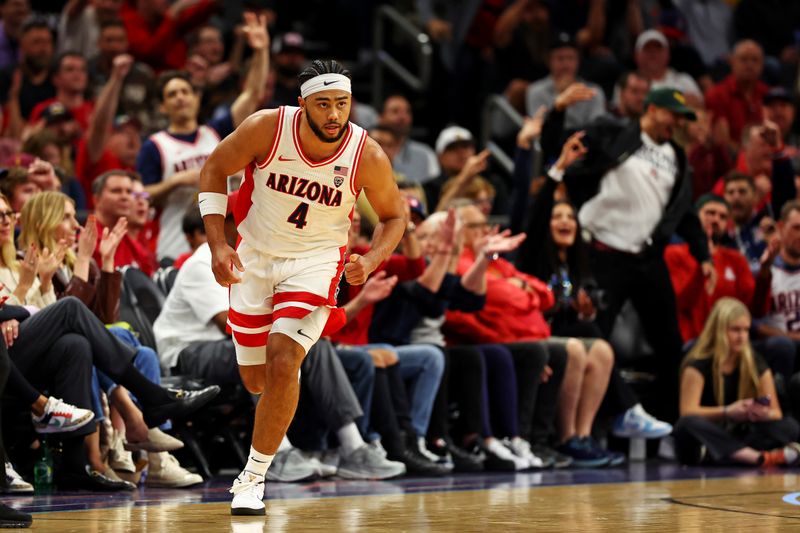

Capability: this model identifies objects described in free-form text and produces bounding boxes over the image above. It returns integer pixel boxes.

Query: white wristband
[547,166,564,183]
[198,192,228,217]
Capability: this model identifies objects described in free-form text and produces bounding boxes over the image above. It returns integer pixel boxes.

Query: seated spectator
[525,32,606,130]
[28,52,94,135]
[518,181,672,442]
[608,71,650,122]
[92,170,157,275]
[705,40,768,153]
[173,206,205,269]
[437,174,495,215]
[378,94,439,184]
[0,166,39,213]
[446,204,622,466]
[762,87,800,173]
[634,29,703,106]
[127,178,156,257]
[153,197,406,481]
[0,19,55,128]
[675,298,800,467]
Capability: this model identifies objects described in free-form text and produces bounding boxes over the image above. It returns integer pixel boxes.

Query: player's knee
[266,350,304,382]
[239,366,266,394]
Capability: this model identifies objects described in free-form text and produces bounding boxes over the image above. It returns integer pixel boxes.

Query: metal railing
[481,95,525,175]
[371,5,433,109]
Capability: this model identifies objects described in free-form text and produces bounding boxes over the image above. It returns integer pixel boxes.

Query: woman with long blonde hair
[675,297,800,466]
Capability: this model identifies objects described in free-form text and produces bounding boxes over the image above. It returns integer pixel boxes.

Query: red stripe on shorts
[327,245,347,305]
[227,308,273,328]
[273,291,327,306]
[272,306,313,321]
[232,329,269,347]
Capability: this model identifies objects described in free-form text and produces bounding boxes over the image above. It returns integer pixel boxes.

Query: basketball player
[198,59,408,515]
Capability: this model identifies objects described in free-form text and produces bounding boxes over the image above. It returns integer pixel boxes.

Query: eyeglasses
[0,211,16,222]
[132,191,151,201]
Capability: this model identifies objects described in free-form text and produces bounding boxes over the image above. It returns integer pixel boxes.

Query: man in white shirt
[539,87,712,422]
[635,29,704,107]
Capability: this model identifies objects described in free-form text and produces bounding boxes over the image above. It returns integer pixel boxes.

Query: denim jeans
[394,344,445,437]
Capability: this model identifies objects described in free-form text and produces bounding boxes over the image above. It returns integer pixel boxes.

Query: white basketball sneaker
[230,470,266,516]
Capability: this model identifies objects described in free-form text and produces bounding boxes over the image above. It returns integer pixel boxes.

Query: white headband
[300,73,351,99]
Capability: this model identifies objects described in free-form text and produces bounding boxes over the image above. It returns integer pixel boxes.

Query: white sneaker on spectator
[505,437,544,469]
[612,404,673,439]
[658,436,676,461]
[230,470,265,516]
[367,440,387,458]
[4,462,33,493]
[486,438,528,471]
[145,452,203,488]
[32,397,94,434]
[337,444,406,480]
[297,451,337,478]
[266,448,317,482]
[125,428,184,453]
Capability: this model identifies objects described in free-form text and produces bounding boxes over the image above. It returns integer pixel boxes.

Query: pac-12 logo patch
[333,176,344,188]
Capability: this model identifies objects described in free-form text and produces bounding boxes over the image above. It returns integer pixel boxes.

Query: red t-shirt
[75,138,133,209]
[665,243,754,342]
[331,247,426,346]
[93,218,158,277]
[29,98,94,132]
[705,75,768,147]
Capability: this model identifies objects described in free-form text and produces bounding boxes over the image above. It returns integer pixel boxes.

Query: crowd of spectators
[2,1,800,526]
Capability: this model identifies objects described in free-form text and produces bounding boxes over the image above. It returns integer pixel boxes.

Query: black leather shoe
[56,466,136,492]
[393,448,451,477]
[143,385,221,427]
[429,438,484,472]
[0,502,31,528]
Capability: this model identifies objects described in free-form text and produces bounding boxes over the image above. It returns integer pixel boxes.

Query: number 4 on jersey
[287,202,309,229]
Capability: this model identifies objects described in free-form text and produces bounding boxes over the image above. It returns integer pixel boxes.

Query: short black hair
[617,70,647,91]
[99,18,126,33]
[92,169,140,197]
[381,93,410,113]
[157,70,197,102]
[723,170,755,191]
[370,123,401,141]
[297,59,351,88]
[182,205,205,236]
[21,17,52,37]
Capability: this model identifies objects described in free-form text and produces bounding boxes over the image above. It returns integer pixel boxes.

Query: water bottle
[33,439,53,490]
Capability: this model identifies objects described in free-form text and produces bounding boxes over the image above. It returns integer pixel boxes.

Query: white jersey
[765,257,800,332]
[150,125,221,260]
[234,106,366,259]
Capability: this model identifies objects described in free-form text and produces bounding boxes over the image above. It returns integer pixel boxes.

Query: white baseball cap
[635,29,668,54]
[435,125,474,154]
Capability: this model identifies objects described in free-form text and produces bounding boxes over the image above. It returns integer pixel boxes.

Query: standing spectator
[634,29,703,107]
[675,298,800,467]
[136,12,268,260]
[57,0,123,59]
[378,94,439,184]
[0,19,55,121]
[542,87,709,421]
[673,0,733,69]
[525,33,606,130]
[705,40,768,153]
[267,32,306,108]
[87,19,160,134]
[119,0,218,72]
[29,52,94,134]
[0,0,30,70]
[91,170,157,276]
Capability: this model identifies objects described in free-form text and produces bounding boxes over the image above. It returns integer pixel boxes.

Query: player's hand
[210,243,244,287]
[345,253,376,285]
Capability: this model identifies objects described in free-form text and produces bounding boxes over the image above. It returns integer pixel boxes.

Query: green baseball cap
[644,87,697,120]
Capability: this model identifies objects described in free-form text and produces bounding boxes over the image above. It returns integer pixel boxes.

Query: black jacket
[540,108,710,263]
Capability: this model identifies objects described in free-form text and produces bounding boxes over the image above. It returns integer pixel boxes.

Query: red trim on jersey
[232,329,269,347]
[291,109,353,167]
[235,163,256,228]
[227,308,273,328]
[349,130,368,196]
[273,291,328,306]
[272,306,312,321]
[256,106,285,168]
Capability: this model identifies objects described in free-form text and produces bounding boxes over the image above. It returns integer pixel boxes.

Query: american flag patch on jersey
[334,166,349,176]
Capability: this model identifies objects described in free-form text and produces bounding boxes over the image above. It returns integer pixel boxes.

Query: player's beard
[307,111,350,144]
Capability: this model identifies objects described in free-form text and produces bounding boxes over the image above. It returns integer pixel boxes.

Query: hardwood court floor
[8,466,800,532]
